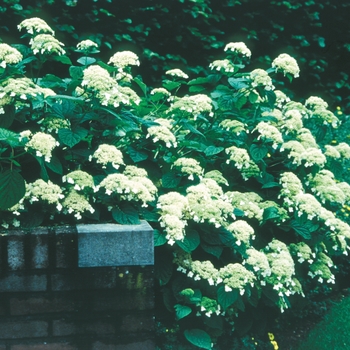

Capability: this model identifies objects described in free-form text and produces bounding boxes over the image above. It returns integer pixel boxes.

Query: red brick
[120,314,154,332]
[0,320,48,339]
[10,297,75,316]
[11,343,77,350]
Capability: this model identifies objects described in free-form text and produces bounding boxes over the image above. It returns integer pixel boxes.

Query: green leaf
[249,91,259,104]
[188,77,210,85]
[133,77,148,96]
[69,66,84,80]
[0,105,16,128]
[20,210,44,228]
[228,77,249,90]
[51,100,76,119]
[218,226,235,248]
[204,145,224,157]
[233,208,245,217]
[162,171,182,189]
[262,207,280,222]
[162,80,181,90]
[58,127,88,147]
[189,85,206,93]
[45,155,63,175]
[154,229,167,246]
[201,243,223,259]
[77,56,96,65]
[155,249,173,286]
[217,285,239,310]
[0,170,25,209]
[290,220,312,239]
[174,304,192,320]
[111,205,141,225]
[182,121,206,138]
[184,329,212,350]
[52,55,72,65]
[0,127,20,147]
[261,182,280,189]
[39,74,67,89]
[126,146,148,163]
[176,229,200,252]
[250,144,268,161]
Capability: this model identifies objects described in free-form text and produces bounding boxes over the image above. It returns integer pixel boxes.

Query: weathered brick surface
[0,320,48,339]
[0,274,47,292]
[0,225,155,348]
[10,297,75,316]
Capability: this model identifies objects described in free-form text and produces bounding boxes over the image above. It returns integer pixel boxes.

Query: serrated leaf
[77,56,96,65]
[217,285,239,310]
[162,80,181,90]
[58,127,88,147]
[69,66,84,80]
[189,85,206,93]
[45,155,63,175]
[290,220,312,239]
[51,100,76,119]
[204,146,224,157]
[228,77,249,90]
[250,144,268,161]
[0,170,25,209]
[162,171,182,189]
[154,229,167,246]
[0,127,20,147]
[111,205,140,225]
[134,77,147,96]
[184,329,212,350]
[126,146,148,163]
[176,230,200,252]
[174,304,192,320]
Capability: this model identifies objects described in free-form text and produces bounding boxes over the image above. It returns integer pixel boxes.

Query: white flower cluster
[334,143,350,159]
[98,171,157,207]
[82,65,115,92]
[254,121,283,149]
[0,44,23,68]
[304,96,339,127]
[76,39,98,51]
[18,17,55,35]
[296,128,318,148]
[289,242,315,264]
[62,190,95,220]
[243,248,271,277]
[279,172,304,209]
[227,220,255,246]
[165,68,189,79]
[219,263,256,295]
[272,53,300,78]
[226,191,264,221]
[150,88,171,98]
[157,192,188,245]
[219,119,246,135]
[186,179,234,226]
[108,51,140,72]
[62,170,95,192]
[26,179,64,211]
[250,69,274,90]
[281,109,303,134]
[209,59,235,73]
[295,193,323,220]
[25,132,59,162]
[102,85,141,107]
[225,146,251,169]
[147,119,177,148]
[90,144,124,169]
[167,94,214,119]
[274,90,290,109]
[173,157,203,180]
[39,116,70,133]
[30,34,66,56]
[224,42,251,58]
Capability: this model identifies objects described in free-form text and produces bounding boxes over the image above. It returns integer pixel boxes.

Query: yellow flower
[268,332,274,341]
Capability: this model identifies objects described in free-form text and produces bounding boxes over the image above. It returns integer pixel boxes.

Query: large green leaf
[52,55,72,65]
[0,105,16,128]
[155,249,173,286]
[126,146,148,163]
[154,229,167,246]
[58,127,88,148]
[0,127,20,147]
[184,329,212,350]
[250,144,268,161]
[204,145,224,157]
[0,170,25,209]
[77,56,96,65]
[111,205,140,225]
[176,229,200,252]
[45,155,63,175]
[162,171,182,189]
[174,304,192,320]
[290,220,312,239]
[51,100,76,119]
[262,207,280,223]
[217,285,239,310]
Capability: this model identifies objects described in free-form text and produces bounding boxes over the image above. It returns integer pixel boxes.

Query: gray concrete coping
[77,221,154,267]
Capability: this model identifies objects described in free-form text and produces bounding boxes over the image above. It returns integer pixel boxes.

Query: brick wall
[0,225,155,350]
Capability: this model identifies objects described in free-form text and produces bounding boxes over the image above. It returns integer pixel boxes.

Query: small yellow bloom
[268,332,274,341]
[331,140,338,144]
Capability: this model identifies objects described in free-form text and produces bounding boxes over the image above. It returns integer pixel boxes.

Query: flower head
[63,170,95,191]
[62,190,94,219]
[250,69,274,90]
[224,42,251,58]
[165,68,189,79]
[26,179,64,207]
[30,34,66,56]
[90,144,124,169]
[0,44,23,68]
[209,59,235,73]
[228,220,255,245]
[25,132,59,162]
[225,146,251,169]
[108,51,140,69]
[147,123,177,148]
[219,263,256,291]
[82,65,115,92]
[173,157,203,179]
[76,39,98,52]
[272,53,300,78]
[18,18,54,35]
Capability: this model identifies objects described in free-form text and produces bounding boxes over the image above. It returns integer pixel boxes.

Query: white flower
[272,53,300,78]
[165,68,189,79]
[108,51,140,69]
[224,42,251,58]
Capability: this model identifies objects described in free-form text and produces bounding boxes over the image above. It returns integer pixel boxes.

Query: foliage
[1,17,350,349]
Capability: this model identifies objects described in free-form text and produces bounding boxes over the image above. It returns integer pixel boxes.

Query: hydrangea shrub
[1,18,350,349]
